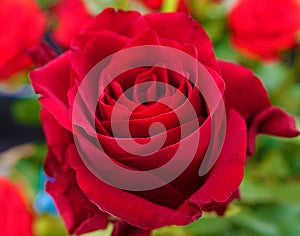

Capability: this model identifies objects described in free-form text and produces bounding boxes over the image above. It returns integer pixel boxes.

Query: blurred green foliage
[12,144,47,197]
[12,98,41,126]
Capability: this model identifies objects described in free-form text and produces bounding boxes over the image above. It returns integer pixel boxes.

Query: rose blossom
[50,0,92,48]
[228,0,300,60]
[0,177,33,236]
[30,9,299,235]
[0,0,46,79]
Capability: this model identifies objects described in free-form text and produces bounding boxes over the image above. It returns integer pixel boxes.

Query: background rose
[228,0,300,60]
[0,0,46,80]
[0,177,33,236]
[30,8,299,235]
[50,0,92,48]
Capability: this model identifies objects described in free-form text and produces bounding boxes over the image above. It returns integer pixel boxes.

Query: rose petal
[219,60,270,120]
[144,12,219,72]
[78,8,149,38]
[219,60,299,154]
[70,143,202,229]
[71,30,129,80]
[248,106,300,155]
[42,109,108,235]
[202,190,240,215]
[187,109,247,204]
[30,52,72,131]
[46,168,108,235]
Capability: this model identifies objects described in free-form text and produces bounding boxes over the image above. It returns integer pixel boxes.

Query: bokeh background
[0,0,299,235]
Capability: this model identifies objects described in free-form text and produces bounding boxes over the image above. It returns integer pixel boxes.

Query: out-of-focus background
[0,0,299,235]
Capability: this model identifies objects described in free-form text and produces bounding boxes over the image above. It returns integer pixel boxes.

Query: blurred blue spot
[34,168,57,215]
[0,85,35,98]
[46,176,55,183]
[34,191,57,215]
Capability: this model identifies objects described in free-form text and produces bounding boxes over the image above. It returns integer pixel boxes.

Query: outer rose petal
[69,110,244,229]
[41,109,109,235]
[248,106,300,154]
[112,221,152,236]
[187,110,247,205]
[70,8,149,78]
[0,0,46,79]
[219,60,299,154]
[202,190,240,215]
[70,143,202,229]
[76,8,149,39]
[71,31,129,80]
[219,60,270,120]
[30,52,72,131]
[0,178,33,236]
[46,167,108,235]
[144,12,220,72]
[51,0,92,48]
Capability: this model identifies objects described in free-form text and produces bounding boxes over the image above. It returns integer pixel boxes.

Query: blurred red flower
[0,0,46,80]
[229,0,300,60]
[0,177,33,236]
[51,0,92,48]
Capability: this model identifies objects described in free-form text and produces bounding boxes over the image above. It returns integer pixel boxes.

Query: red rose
[30,9,299,235]
[0,177,33,236]
[51,0,92,48]
[0,0,46,79]
[229,0,300,60]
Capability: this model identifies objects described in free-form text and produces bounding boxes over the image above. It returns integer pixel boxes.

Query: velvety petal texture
[41,109,109,235]
[30,8,299,235]
[219,60,299,154]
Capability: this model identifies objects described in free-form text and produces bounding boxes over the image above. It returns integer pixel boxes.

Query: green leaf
[240,175,300,203]
[35,214,68,236]
[82,224,113,236]
[37,0,57,8]
[214,37,240,62]
[232,210,281,236]
[83,0,129,14]
[184,214,231,235]
[11,97,41,126]
[13,143,47,195]
[154,226,192,236]
[161,0,180,12]
[256,204,300,236]
[254,62,290,93]
[257,151,290,180]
